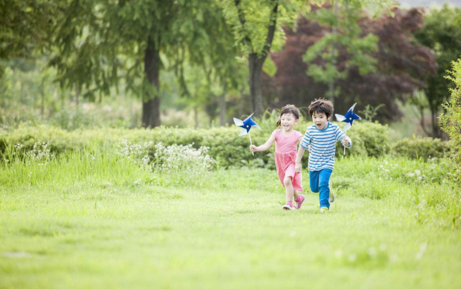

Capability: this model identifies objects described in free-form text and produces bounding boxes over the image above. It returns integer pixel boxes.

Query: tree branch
[262,0,279,58]
[234,0,254,51]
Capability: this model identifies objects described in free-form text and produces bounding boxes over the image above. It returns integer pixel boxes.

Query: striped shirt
[300,123,352,171]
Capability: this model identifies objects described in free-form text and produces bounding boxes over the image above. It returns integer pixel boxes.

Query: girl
[250,104,305,210]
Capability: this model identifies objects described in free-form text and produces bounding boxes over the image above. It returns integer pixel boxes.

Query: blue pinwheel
[335,103,361,154]
[335,103,361,133]
[233,113,261,155]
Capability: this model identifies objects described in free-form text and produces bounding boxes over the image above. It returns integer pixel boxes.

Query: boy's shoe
[282,202,295,210]
[295,194,305,210]
[320,207,329,213]
[329,180,335,203]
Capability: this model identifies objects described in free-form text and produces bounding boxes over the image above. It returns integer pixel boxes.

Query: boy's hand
[295,162,302,173]
[250,145,258,152]
[343,137,350,147]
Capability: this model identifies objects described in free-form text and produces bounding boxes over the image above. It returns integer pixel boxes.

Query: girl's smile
[280,113,298,133]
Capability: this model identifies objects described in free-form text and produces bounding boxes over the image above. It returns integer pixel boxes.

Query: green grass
[0,149,460,289]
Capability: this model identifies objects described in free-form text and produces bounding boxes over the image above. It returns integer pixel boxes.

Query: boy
[295,99,351,212]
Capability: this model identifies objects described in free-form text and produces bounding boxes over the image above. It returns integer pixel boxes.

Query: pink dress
[273,129,303,191]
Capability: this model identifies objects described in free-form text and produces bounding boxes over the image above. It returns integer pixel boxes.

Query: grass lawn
[1,151,460,289]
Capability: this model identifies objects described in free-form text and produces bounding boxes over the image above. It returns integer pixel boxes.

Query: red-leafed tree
[264,7,437,122]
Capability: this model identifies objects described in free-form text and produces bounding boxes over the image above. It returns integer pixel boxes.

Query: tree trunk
[194,106,198,128]
[329,0,338,105]
[40,77,45,118]
[75,86,79,113]
[235,0,278,117]
[142,38,161,128]
[431,109,440,138]
[219,91,226,126]
[249,53,265,116]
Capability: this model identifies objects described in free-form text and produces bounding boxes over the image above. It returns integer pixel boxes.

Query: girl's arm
[250,131,276,152]
[295,147,306,173]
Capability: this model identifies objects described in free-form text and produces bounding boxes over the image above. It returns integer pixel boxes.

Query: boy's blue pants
[309,169,332,208]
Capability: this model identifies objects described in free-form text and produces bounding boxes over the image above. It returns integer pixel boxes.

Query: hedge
[392,136,456,160]
[1,121,391,168]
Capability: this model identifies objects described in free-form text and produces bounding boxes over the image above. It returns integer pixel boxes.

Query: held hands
[250,145,258,152]
[295,162,302,173]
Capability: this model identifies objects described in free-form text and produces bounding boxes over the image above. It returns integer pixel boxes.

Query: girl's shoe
[282,202,295,210]
[320,207,329,213]
[329,180,335,203]
[295,194,305,209]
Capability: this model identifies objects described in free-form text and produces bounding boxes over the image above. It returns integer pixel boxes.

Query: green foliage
[392,136,456,160]
[413,4,461,137]
[0,121,391,168]
[303,1,379,93]
[440,57,461,167]
[0,0,57,78]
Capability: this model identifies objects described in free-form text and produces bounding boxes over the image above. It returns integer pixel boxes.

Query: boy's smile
[312,111,328,130]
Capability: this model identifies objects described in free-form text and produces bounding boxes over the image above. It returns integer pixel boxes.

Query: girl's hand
[250,145,258,152]
[343,137,350,147]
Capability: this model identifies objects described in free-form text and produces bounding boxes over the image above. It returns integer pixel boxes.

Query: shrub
[440,58,461,167]
[0,121,391,168]
[392,136,455,160]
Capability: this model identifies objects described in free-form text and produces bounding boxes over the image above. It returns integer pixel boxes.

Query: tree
[414,4,461,138]
[219,0,308,117]
[303,1,379,104]
[0,0,57,78]
[440,58,461,166]
[50,0,234,128]
[266,7,437,122]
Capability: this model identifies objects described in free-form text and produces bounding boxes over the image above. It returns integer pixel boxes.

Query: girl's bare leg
[284,177,294,203]
[293,190,300,200]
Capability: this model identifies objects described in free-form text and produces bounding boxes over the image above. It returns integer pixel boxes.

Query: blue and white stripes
[300,123,351,171]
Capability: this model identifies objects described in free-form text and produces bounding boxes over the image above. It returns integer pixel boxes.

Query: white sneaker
[282,203,295,210]
[320,207,329,213]
[329,180,335,203]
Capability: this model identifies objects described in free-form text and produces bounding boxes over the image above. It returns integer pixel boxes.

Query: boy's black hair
[276,104,301,127]
[308,99,334,119]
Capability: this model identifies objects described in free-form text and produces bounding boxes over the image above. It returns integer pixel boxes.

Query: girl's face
[312,111,329,130]
[280,113,299,133]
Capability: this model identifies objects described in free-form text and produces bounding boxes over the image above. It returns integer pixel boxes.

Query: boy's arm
[335,125,352,148]
[250,131,276,152]
[342,136,352,148]
[295,129,311,173]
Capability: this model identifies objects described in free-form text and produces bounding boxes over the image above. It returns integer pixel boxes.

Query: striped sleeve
[300,127,311,149]
[334,125,346,141]
[334,125,352,148]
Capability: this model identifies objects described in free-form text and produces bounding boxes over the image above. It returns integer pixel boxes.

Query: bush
[440,58,461,167]
[0,121,391,168]
[392,136,455,160]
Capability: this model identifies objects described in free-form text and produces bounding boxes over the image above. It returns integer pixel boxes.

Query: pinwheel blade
[243,113,255,122]
[239,129,248,136]
[350,103,357,112]
[233,118,244,126]
[335,114,346,122]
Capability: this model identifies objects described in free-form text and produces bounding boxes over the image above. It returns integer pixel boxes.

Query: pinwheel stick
[249,131,254,155]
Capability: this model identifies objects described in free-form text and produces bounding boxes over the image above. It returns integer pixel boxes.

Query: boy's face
[312,111,329,130]
[280,113,298,132]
